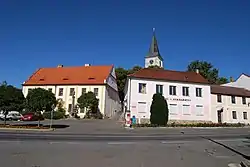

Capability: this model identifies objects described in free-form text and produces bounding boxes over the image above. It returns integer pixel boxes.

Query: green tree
[187,60,228,84]
[150,93,169,126]
[0,83,25,125]
[26,88,57,126]
[115,65,142,103]
[77,91,101,119]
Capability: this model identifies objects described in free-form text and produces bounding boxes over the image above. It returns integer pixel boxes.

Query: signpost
[50,104,55,129]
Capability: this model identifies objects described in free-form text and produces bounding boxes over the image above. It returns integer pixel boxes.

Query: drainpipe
[128,78,131,111]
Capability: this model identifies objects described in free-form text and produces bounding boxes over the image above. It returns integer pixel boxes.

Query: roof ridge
[39,65,113,69]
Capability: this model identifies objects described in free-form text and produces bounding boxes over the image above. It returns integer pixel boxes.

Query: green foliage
[187,60,228,84]
[115,65,142,102]
[56,99,66,114]
[217,77,229,84]
[0,83,25,112]
[43,111,65,120]
[77,91,100,119]
[26,88,57,113]
[150,93,169,126]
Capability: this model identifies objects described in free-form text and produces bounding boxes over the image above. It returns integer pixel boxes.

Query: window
[242,97,246,105]
[182,87,189,96]
[48,88,52,92]
[196,88,202,97]
[243,112,247,120]
[182,105,190,115]
[94,88,98,96]
[58,88,63,96]
[69,88,75,96]
[169,104,178,115]
[232,111,237,119]
[169,86,176,95]
[217,94,222,103]
[139,83,146,94]
[82,88,86,95]
[156,84,163,94]
[196,105,204,116]
[68,104,72,113]
[231,96,236,104]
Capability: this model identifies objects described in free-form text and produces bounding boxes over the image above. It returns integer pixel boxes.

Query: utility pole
[50,104,55,129]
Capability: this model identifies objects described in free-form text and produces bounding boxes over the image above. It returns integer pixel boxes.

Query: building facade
[22,64,121,118]
[223,74,250,90]
[211,85,250,124]
[124,68,211,123]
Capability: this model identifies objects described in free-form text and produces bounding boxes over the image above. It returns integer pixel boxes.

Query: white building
[210,85,250,124]
[22,64,121,118]
[124,68,211,123]
[223,74,250,90]
[123,29,212,123]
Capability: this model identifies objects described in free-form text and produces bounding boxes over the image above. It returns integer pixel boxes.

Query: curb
[132,127,250,129]
[240,160,250,167]
[0,127,55,132]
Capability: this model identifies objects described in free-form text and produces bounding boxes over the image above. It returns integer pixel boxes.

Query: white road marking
[107,142,135,145]
[228,163,241,167]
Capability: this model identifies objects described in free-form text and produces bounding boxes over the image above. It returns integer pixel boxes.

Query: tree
[0,83,25,125]
[115,65,142,103]
[77,91,101,119]
[150,93,169,126]
[26,88,57,126]
[187,60,228,84]
[115,67,129,103]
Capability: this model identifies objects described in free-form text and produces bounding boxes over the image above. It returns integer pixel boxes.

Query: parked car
[7,112,23,121]
[21,112,44,121]
[0,111,23,121]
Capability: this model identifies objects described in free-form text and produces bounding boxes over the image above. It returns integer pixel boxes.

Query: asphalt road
[0,138,246,167]
[1,120,250,166]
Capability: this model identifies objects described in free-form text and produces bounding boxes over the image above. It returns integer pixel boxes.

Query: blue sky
[0,0,249,87]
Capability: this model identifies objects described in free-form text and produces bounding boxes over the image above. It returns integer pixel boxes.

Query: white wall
[126,78,211,122]
[223,75,250,90]
[211,94,250,124]
[145,57,163,68]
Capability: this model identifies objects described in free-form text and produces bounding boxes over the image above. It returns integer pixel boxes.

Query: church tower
[145,28,164,68]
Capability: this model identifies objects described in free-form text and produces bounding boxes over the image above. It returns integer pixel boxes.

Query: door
[217,110,222,123]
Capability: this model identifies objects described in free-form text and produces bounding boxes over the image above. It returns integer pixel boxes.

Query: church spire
[146,28,163,61]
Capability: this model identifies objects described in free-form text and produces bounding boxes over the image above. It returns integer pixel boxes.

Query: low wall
[137,118,212,124]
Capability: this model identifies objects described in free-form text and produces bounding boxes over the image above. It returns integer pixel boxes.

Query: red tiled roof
[128,68,209,84]
[211,85,250,97]
[23,65,113,86]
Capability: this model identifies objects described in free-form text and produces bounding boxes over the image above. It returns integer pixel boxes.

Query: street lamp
[50,104,55,129]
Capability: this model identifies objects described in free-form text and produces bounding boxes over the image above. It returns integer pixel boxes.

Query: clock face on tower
[149,60,154,64]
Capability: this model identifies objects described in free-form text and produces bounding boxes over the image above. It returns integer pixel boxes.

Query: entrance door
[217,110,222,123]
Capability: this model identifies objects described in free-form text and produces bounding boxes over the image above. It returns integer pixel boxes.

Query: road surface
[0,131,249,167]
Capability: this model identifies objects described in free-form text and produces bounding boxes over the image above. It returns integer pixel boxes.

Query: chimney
[195,69,199,74]
[57,64,63,68]
[85,64,91,66]
[230,77,234,82]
